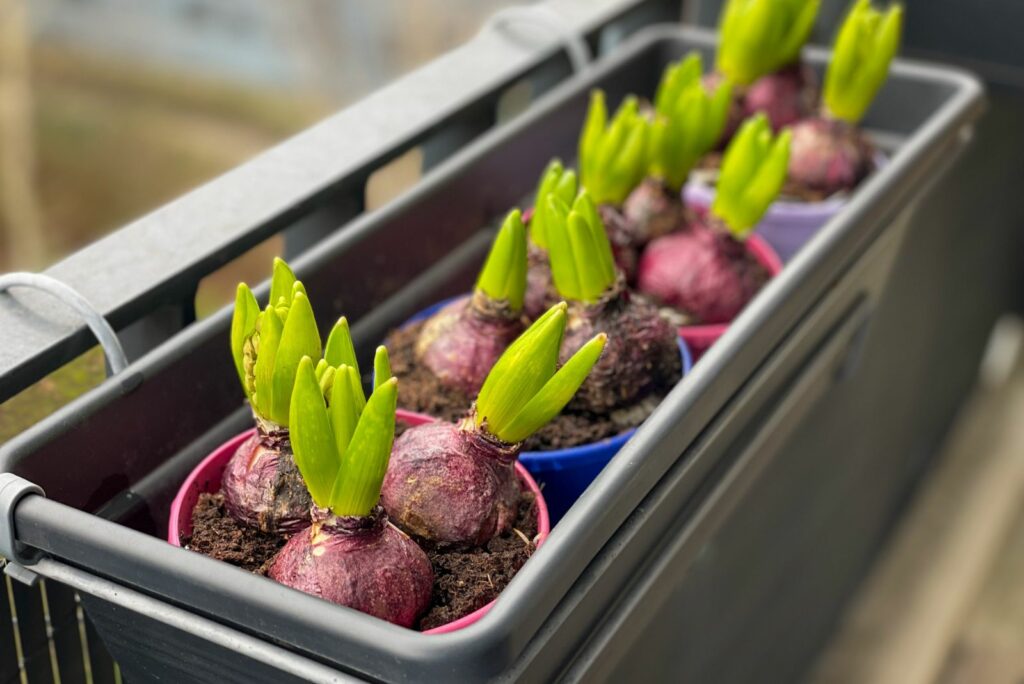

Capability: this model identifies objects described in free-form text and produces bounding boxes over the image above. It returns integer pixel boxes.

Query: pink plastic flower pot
[168,417,550,635]
[675,234,783,361]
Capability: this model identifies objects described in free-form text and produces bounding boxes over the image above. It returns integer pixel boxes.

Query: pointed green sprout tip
[711,115,792,238]
[578,91,648,206]
[530,160,578,250]
[231,283,260,397]
[824,0,903,124]
[325,317,359,374]
[649,53,734,191]
[544,191,618,303]
[290,355,399,516]
[475,209,528,311]
[475,302,606,444]
[373,346,391,391]
[716,0,821,85]
[269,257,297,309]
[265,290,322,425]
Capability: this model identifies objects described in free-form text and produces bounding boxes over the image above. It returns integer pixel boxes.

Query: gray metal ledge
[0,0,678,403]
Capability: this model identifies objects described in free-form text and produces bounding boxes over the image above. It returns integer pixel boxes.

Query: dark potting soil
[418,490,538,631]
[387,318,670,450]
[387,320,472,423]
[184,492,288,575]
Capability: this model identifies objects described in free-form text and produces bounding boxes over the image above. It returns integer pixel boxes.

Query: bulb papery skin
[222,418,313,534]
[524,244,557,321]
[622,178,689,247]
[637,220,770,325]
[787,116,874,197]
[706,64,817,147]
[269,506,433,628]
[598,204,639,282]
[743,63,819,132]
[381,420,521,548]
[415,292,524,396]
[562,281,681,413]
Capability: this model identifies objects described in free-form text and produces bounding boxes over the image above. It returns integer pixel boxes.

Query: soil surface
[418,491,538,631]
[387,320,473,422]
[387,319,672,450]
[184,492,288,575]
[185,489,539,632]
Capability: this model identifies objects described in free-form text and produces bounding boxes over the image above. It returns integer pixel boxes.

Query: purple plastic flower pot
[402,297,693,522]
[168,423,550,635]
[683,181,842,263]
[683,154,887,262]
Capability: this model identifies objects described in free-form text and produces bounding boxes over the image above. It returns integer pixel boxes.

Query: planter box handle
[0,473,45,578]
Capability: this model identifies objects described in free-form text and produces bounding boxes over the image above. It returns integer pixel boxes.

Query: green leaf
[544,196,582,301]
[318,365,335,398]
[824,0,903,123]
[499,333,607,443]
[253,306,283,421]
[712,115,791,237]
[545,192,617,303]
[230,283,260,397]
[716,0,821,84]
[269,258,297,310]
[373,346,391,391]
[779,0,822,66]
[475,209,528,311]
[329,364,361,464]
[289,356,338,508]
[579,95,648,205]
[530,159,564,249]
[578,91,607,190]
[269,291,322,425]
[475,302,567,437]
[648,55,734,191]
[328,377,398,517]
[324,317,359,374]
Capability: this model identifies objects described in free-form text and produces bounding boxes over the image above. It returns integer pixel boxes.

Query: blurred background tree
[0,0,514,443]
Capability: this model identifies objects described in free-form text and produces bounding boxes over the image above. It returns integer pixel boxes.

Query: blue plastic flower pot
[401,295,694,522]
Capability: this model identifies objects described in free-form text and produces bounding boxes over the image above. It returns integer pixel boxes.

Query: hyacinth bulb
[382,303,605,547]
[269,506,432,627]
[415,211,527,396]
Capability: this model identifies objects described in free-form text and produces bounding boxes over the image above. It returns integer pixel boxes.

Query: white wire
[485,4,592,74]
[0,272,129,375]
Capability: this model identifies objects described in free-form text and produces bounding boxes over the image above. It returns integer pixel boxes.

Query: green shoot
[649,53,734,191]
[544,191,618,303]
[475,209,528,311]
[530,160,578,249]
[231,258,324,426]
[324,316,358,371]
[231,284,260,394]
[578,91,649,206]
[269,257,297,310]
[290,356,399,516]
[373,345,391,391]
[711,115,792,238]
[823,0,903,124]
[475,302,607,444]
[716,0,821,85]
